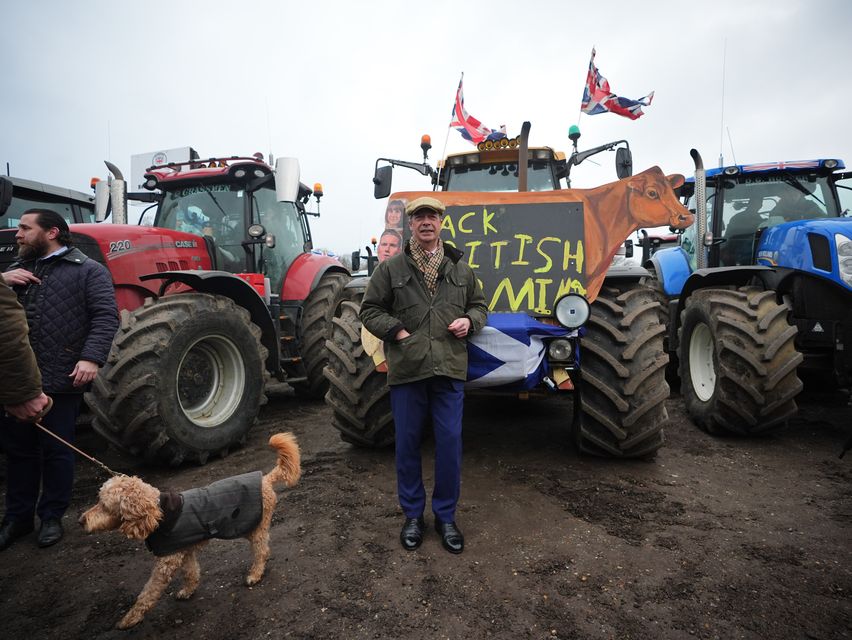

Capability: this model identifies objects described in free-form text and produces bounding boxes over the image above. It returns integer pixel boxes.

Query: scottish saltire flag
[467,313,576,390]
[450,74,501,145]
[581,48,654,120]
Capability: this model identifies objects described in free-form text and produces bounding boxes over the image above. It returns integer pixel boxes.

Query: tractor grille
[155,260,191,272]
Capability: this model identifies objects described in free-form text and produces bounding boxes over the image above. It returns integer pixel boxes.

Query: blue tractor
[647,151,852,435]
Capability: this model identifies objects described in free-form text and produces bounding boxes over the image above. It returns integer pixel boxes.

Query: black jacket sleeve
[79,262,119,365]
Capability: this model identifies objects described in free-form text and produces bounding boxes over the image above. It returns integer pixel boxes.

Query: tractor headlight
[554,294,590,329]
[547,338,574,363]
[837,234,852,286]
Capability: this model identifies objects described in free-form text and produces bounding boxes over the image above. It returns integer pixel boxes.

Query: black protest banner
[440,202,586,314]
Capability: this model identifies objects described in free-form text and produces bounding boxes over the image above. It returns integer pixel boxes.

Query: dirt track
[1,386,850,639]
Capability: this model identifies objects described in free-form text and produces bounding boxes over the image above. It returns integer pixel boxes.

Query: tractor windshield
[683,173,839,268]
[717,174,835,266]
[444,160,557,192]
[157,183,247,272]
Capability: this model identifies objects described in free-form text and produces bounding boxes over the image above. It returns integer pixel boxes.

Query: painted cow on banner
[577,166,692,299]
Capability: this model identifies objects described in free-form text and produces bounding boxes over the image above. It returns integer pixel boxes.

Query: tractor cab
[678,159,850,269]
[371,126,631,198]
[0,176,96,228]
[439,143,566,192]
[143,155,321,295]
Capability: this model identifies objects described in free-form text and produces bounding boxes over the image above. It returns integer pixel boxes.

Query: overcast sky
[3,0,851,255]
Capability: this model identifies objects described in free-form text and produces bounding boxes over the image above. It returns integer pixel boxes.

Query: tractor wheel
[86,294,267,466]
[323,299,394,447]
[292,272,349,399]
[640,270,680,385]
[578,282,670,458]
[678,286,803,435]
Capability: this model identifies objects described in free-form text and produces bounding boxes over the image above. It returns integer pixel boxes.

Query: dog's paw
[176,588,195,600]
[116,612,142,630]
[245,572,264,586]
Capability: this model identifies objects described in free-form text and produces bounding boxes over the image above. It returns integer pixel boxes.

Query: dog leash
[32,420,123,478]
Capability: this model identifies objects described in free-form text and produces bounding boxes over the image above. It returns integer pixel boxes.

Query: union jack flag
[450,74,502,145]
[581,48,654,120]
[741,160,820,172]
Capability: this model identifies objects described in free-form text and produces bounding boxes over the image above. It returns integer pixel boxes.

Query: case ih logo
[152,152,168,165]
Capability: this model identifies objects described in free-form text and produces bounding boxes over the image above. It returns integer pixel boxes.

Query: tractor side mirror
[615,147,633,179]
[373,165,392,200]
[0,177,12,217]
[350,250,361,272]
[275,157,301,203]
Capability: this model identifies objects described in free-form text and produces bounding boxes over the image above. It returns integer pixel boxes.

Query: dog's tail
[266,432,301,487]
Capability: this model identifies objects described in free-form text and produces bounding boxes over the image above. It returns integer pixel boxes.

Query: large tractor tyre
[86,294,268,466]
[323,299,394,447]
[579,282,670,458]
[678,286,803,436]
[292,272,349,399]
[640,271,680,385]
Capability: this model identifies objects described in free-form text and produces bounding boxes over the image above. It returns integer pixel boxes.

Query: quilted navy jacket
[7,247,119,393]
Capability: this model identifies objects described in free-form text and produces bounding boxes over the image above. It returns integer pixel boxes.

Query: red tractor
[0,155,349,465]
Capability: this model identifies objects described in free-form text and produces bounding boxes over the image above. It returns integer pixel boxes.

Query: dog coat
[145,471,264,556]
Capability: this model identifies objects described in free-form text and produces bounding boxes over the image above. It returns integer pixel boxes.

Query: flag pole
[436,72,464,191]
[576,46,593,129]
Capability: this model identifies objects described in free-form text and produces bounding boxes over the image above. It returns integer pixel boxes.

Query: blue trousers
[389,376,464,523]
[0,394,82,524]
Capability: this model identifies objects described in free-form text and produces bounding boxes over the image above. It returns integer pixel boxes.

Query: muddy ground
[1,386,850,640]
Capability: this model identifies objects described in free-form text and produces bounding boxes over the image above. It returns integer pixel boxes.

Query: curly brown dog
[79,433,301,630]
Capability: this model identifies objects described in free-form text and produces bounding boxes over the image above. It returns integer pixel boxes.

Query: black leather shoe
[0,520,34,551]
[37,518,64,548]
[400,517,425,551]
[435,519,464,554]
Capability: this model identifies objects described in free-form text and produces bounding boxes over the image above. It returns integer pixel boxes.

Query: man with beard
[0,209,118,551]
[360,197,487,555]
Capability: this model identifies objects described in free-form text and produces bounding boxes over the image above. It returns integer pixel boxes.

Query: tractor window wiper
[783,176,825,205]
[202,186,228,217]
